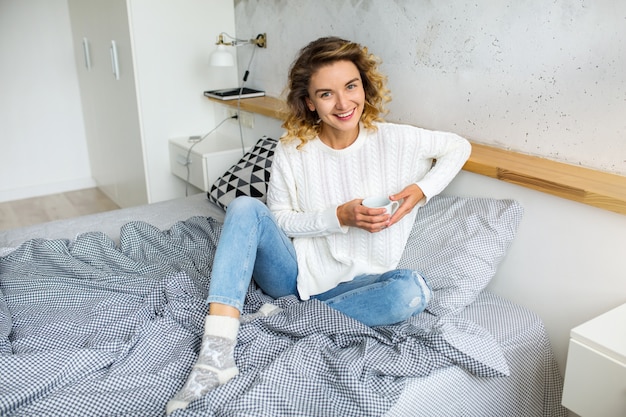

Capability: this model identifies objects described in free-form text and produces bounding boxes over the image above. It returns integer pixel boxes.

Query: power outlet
[227,108,255,129]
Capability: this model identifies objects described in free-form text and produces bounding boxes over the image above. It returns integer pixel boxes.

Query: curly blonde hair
[281,37,391,147]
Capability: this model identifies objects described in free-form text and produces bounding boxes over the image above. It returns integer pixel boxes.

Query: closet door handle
[82,37,92,70]
[110,40,120,80]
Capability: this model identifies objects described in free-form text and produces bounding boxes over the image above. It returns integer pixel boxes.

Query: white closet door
[68,0,148,208]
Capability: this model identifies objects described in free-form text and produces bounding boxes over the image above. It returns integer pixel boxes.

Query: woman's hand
[388,184,425,226]
[337,199,391,233]
[337,184,424,233]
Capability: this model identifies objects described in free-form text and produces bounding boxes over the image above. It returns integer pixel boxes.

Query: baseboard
[0,177,97,203]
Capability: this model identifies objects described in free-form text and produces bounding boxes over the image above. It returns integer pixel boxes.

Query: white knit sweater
[266,122,471,300]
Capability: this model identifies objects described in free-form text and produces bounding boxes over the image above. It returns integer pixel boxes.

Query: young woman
[166,36,471,414]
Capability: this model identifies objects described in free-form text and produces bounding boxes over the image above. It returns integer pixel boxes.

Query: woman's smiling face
[305,60,365,143]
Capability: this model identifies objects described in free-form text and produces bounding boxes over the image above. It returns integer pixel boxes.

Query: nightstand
[169,136,250,192]
[561,303,626,416]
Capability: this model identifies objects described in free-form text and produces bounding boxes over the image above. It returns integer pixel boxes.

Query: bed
[0,139,567,416]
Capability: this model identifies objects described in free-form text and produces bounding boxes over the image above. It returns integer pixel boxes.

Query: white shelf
[169,136,249,192]
[571,303,626,364]
[562,303,626,416]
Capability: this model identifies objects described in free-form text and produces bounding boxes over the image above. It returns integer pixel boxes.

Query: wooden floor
[0,188,119,231]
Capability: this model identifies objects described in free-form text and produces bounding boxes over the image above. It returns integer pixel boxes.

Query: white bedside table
[169,136,250,192]
[561,303,626,417]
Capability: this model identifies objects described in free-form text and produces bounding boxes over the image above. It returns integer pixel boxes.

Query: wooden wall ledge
[465,143,626,215]
[209,95,626,216]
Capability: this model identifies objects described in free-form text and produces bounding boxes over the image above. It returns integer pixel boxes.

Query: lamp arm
[216,32,266,48]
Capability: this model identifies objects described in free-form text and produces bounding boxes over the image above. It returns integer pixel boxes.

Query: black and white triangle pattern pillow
[208,136,278,210]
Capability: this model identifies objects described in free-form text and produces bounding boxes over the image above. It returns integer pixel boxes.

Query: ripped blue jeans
[207,197,432,327]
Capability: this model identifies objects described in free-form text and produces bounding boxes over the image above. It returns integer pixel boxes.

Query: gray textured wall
[234,0,626,175]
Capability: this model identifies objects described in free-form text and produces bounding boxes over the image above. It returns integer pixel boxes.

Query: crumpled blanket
[0,216,508,416]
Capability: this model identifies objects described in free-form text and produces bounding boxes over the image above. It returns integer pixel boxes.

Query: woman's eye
[320,92,331,98]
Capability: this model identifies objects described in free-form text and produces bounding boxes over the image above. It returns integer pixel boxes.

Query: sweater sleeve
[413,128,471,203]
[266,142,347,238]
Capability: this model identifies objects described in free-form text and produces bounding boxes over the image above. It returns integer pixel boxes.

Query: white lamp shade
[210,44,235,67]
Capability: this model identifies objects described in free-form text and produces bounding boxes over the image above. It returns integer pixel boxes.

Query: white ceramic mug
[362,196,399,215]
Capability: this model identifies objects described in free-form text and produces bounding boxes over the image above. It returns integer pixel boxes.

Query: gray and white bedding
[0,194,567,416]
[388,290,566,416]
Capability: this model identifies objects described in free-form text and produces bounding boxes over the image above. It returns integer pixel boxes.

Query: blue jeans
[207,197,432,326]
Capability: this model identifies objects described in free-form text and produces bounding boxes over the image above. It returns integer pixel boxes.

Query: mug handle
[390,201,399,214]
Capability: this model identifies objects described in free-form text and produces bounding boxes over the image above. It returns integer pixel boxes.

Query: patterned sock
[166,315,240,415]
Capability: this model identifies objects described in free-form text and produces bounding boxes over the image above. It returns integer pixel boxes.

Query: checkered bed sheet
[1,216,536,416]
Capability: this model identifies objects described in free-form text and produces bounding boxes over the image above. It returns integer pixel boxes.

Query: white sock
[166,315,240,415]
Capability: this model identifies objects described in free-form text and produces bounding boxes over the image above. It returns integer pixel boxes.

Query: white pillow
[398,195,523,316]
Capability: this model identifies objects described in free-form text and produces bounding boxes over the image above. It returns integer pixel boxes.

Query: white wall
[0,0,94,202]
[234,0,626,176]
[3,1,624,201]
